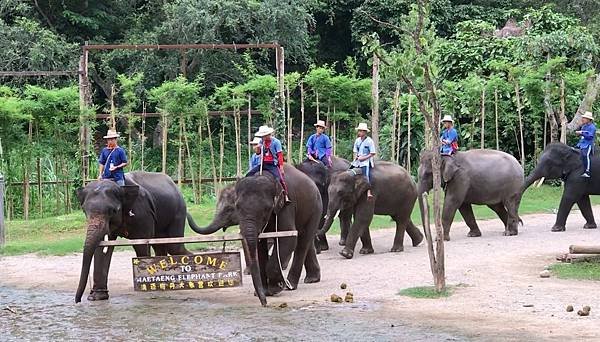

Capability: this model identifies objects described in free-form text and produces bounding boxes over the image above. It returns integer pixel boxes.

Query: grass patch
[398,286,454,298]
[549,262,600,281]
[0,184,591,256]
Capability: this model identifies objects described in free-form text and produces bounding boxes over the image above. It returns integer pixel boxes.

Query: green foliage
[550,262,600,281]
[398,286,454,298]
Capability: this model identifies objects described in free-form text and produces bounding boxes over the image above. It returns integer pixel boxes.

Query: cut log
[569,245,600,254]
[557,253,600,263]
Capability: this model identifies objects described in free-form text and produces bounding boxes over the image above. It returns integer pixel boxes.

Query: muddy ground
[1,208,599,341]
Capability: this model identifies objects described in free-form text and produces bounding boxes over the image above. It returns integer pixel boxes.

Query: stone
[566,305,574,312]
[539,270,551,278]
[340,283,347,290]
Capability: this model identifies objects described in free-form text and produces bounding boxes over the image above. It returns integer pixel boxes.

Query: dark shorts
[350,165,371,184]
[246,162,282,182]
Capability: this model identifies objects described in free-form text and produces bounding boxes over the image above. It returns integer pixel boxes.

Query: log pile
[556,245,600,263]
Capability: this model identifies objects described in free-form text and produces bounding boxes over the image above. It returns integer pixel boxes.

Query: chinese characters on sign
[132,252,242,292]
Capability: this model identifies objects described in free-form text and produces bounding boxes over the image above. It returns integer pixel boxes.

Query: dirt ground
[2,207,600,341]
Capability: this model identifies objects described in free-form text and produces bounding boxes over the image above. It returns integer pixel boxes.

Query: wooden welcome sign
[132,252,242,292]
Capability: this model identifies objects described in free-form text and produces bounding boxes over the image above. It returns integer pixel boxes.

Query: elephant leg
[266,234,296,295]
[577,195,597,229]
[89,243,115,301]
[359,229,374,255]
[458,203,481,237]
[487,203,508,228]
[167,243,191,256]
[441,199,460,241]
[390,216,406,252]
[151,244,167,256]
[287,227,317,289]
[503,194,521,236]
[340,201,374,259]
[406,220,424,247]
[338,209,352,246]
[134,244,151,257]
[258,237,269,290]
[303,244,321,284]
[552,192,578,232]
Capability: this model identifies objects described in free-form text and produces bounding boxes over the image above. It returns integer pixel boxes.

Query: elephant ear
[442,156,460,183]
[120,185,140,209]
[353,176,370,202]
[272,191,286,215]
[76,187,87,206]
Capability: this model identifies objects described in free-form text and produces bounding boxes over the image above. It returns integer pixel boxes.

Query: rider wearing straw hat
[306,120,333,167]
[246,125,291,202]
[248,137,262,171]
[440,115,459,155]
[98,129,128,186]
[576,111,596,178]
[351,122,376,199]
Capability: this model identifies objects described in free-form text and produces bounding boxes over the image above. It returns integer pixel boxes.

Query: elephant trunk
[240,221,267,306]
[522,168,543,193]
[417,181,430,196]
[75,216,108,303]
[187,212,223,235]
[319,203,339,236]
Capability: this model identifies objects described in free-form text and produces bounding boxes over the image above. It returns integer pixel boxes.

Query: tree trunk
[495,87,499,150]
[161,114,168,173]
[480,86,485,149]
[299,82,305,162]
[371,52,380,147]
[205,117,218,195]
[559,78,567,143]
[514,81,525,168]
[567,73,600,132]
[391,82,400,161]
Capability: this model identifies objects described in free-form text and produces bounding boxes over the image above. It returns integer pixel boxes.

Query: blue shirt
[98,146,127,182]
[249,153,261,170]
[306,133,332,159]
[577,122,596,149]
[260,137,283,166]
[352,136,376,168]
[440,127,458,154]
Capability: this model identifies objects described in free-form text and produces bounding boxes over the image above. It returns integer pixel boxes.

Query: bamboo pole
[299,82,305,162]
[543,107,548,150]
[286,84,292,161]
[407,92,412,173]
[37,157,42,215]
[110,84,116,130]
[23,120,32,220]
[316,92,320,121]
[234,105,242,177]
[218,116,225,188]
[177,116,184,188]
[141,102,146,171]
[480,86,486,149]
[371,52,380,147]
[197,122,203,200]
[182,120,198,204]
[247,94,252,160]
[559,78,567,144]
[161,114,168,173]
[495,87,499,151]
[396,99,402,166]
[205,117,218,195]
[392,82,400,161]
[514,81,525,168]
[0,174,4,247]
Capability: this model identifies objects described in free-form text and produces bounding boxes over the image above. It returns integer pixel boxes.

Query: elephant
[320,160,424,259]
[417,149,523,241]
[188,164,322,306]
[74,172,190,303]
[523,142,598,232]
[295,156,357,252]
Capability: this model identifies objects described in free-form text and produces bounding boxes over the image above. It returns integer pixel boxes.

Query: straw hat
[250,137,262,145]
[103,129,120,139]
[314,120,327,128]
[441,115,454,123]
[582,111,594,121]
[255,125,275,137]
[355,122,370,132]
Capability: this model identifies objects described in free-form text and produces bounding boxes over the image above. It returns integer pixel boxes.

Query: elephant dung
[344,293,354,303]
[577,310,590,317]
[330,294,343,303]
[278,302,288,309]
[340,283,347,290]
[583,306,591,314]
[539,270,551,278]
[566,305,574,312]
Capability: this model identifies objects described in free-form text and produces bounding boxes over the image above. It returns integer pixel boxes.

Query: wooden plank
[83,43,279,51]
[557,253,600,263]
[569,245,600,254]
[0,70,78,77]
[97,231,298,247]
[8,177,239,187]
[95,110,260,119]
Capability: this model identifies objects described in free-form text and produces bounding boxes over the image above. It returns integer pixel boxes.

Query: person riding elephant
[523,142,599,232]
[74,171,190,303]
[248,137,262,172]
[188,164,322,306]
[351,122,377,199]
[575,111,596,178]
[440,115,459,156]
[320,160,424,259]
[98,129,128,186]
[418,149,523,241]
[306,120,333,167]
[296,156,372,252]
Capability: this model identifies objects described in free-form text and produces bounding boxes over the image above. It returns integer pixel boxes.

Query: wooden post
[514,81,525,168]
[141,102,146,171]
[36,157,42,215]
[110,84,116,130]
[0,173,4,247]
[182,120,198,204]
[78,53,91,185]
[177,116,184,187]
[161,114,168,173]
[197,122,203,200]
[23,120,32,220]
[559,78,567,144]
[407,92,412,173]
[205,116,218,194]
[247,94,252,160]
[286,84,292,161]
[316,92,320,121]
[234,105,242,177]
[391,82,400,161]
[298,82,305,162]
[219,116,225,187]
[371,52,380,147]
[396,99,402,166]
[543,108,547,150]
[480,86,486,149]
[495,87,499,150]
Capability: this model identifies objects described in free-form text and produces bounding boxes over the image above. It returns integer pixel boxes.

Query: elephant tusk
[536,177,545,188]
[102,234,109,254]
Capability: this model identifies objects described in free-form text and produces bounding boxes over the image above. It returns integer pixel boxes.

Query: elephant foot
[359,247,375,254]
[87,290,109,301]
[443,235,451,241]
[266,282,285,296]
[338,238,346,246]
[583,223,597,229]
[390,246,404,253]
[503,229,518,236]
[319,244,329,251]
[339,248,354,259]
[303,273,321,284]
[467,229,482,237]
[551,225,566,232]
[412,233,424,247]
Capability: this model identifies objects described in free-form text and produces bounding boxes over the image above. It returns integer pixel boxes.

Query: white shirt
[352,136,376,167]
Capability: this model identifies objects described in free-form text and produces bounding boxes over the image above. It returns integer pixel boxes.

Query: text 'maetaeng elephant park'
[2,2,600,340]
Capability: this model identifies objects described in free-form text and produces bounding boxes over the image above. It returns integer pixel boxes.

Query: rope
[274,214,293,290]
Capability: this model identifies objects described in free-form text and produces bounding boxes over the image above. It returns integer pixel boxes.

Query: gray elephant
[188,164,322,306]
[75,172,190,303]
[418,150,523,241]
[320,160,424,259]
